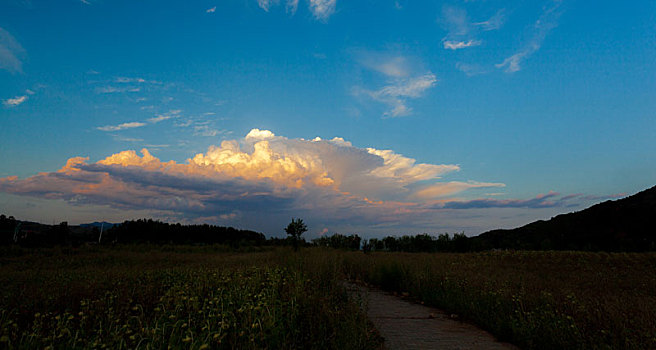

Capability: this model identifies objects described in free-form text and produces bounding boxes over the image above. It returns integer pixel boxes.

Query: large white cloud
[0,129,511,232]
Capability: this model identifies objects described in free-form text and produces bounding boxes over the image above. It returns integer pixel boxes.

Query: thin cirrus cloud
[0,27,25,74]
[496,0,563,73]
[96,122,146,132]
[286,0,299,14]
[473,9,506,31]
[257,0,276,12]
[455,62,486,77]
[98,109,180,132]
[433,190,622,210]
[256,0,335,20]
[441,191,562,209]
[358,73,437,117]
[356,52,411,78]
[0,129,509,231]
[354,53,436,117]
[309,0,336,20]
[443,40,482,50]
[439,6,505,51]
[147,115,173,123]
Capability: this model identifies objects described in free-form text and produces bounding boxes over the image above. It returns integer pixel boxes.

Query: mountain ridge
[470,185,656,251]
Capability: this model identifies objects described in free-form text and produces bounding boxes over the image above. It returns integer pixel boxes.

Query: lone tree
[285,218,307,251]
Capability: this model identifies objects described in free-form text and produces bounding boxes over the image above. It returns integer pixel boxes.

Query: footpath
[345,282,519,350]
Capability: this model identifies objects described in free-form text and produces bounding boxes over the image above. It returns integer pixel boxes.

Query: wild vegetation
[342,250,656,349]
[1,246,654,349]
[0,246,380,349]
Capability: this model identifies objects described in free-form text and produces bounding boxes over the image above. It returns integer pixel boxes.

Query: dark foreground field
[1,246,655,349]
[0,246,380,349]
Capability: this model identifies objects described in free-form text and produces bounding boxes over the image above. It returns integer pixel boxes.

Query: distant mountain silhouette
[470,185,656,251]
[79,222,117,229]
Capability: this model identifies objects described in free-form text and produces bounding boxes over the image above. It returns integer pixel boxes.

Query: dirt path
[345,282,518,350]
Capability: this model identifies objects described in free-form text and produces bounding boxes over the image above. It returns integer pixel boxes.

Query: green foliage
[342,250,656,350]
[0,246,380,349]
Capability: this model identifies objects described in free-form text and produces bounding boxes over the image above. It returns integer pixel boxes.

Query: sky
[1,0,655,238]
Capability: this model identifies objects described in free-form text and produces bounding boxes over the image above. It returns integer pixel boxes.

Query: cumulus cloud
[3,95,27,107]
[359,73,437,117]
[3,128,611,235]
[497,1,563,73]
[0,129,508,231]
[0,27,25,73]
[97,122,146,132]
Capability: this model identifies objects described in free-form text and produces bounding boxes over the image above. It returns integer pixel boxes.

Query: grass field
[0,246,380,349]
[1,246,655,349]
[342,250,656,349]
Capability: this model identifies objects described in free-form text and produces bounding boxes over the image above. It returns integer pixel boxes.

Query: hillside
[470,185,656,251]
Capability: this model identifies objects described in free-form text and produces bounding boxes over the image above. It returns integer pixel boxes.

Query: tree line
[2,214,473,252]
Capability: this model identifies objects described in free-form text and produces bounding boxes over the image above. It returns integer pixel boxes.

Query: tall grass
[0,246,380,349]
[342,250,656,349]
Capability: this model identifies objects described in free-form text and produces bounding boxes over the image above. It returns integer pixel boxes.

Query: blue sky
[1,0,655,237]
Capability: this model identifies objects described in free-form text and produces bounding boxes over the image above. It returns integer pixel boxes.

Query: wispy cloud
[0,27,26,74]
[440,5,470,37]
[147,115,172,123]
[255,0,336,21]
[497,1,563,73]
[97,122,146,132]
[443,40,481,50]
[193,124,222,137]
[435,189,623,210]
[439,6,505,51]
[286,0,299,14]
[474,9,506,31]
[257,0,277,12]
[96,86,132,94]
[3,95,27,107]
[206,6,216,13]
[414,181,505,199]
[357,53,410,78]
[358,73,437,117]
[112,135,144,142]
[309,0,336,21]
[115,77,145,83]
[456,62,486,77]
[441,191,561,209]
